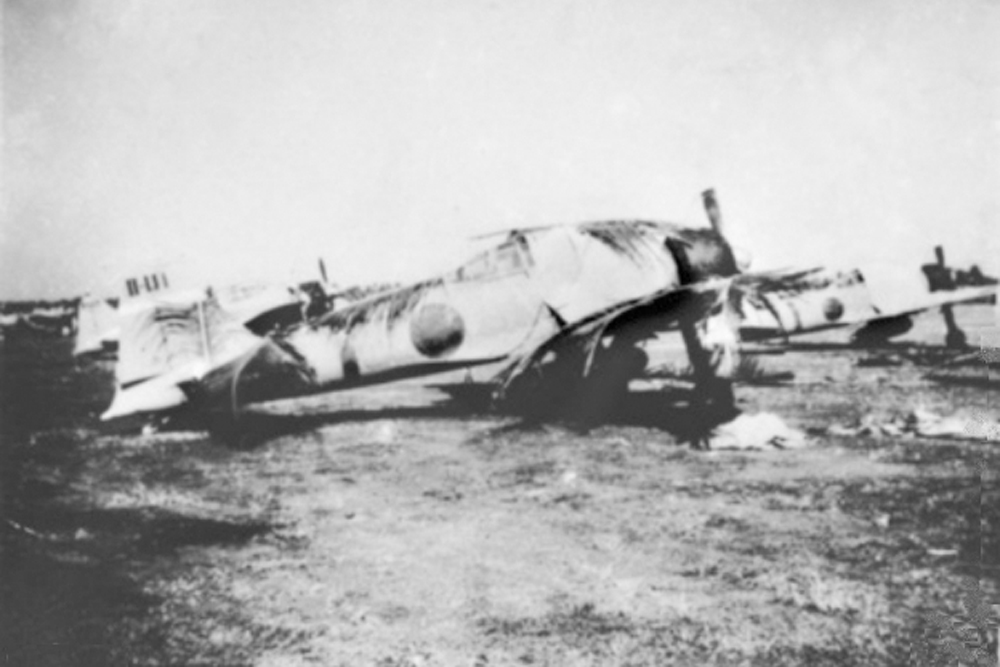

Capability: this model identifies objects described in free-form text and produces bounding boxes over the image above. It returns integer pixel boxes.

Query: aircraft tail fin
[101,292,262,420]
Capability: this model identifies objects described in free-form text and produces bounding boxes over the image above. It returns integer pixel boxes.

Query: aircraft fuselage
[206,220,738,410]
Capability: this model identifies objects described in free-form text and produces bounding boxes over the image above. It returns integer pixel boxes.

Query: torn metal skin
[192,220,741,424]
[101,192,998,433]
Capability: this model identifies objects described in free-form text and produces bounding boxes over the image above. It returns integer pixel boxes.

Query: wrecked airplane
[737,257,996,347]
[99,281,318,418]
[98,190,997,438]
[101,288,282,420]
[104,191,746,431]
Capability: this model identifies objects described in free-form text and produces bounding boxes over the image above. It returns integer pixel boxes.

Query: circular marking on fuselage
[822,297,845,322]
[410,303,465,358]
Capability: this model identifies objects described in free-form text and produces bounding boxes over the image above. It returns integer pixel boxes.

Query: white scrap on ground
[826,408,999,441]
[708,412,809,451]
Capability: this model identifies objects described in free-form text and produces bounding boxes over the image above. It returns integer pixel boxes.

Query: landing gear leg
[941,305,968,349]
[679,310,740,448]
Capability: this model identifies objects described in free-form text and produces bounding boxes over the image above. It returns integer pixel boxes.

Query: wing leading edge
[493,277,741,411]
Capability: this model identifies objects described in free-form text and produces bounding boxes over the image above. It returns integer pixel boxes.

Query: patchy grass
[2,307,998,665]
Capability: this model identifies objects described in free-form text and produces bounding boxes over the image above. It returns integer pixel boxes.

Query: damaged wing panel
[494,277,740,406]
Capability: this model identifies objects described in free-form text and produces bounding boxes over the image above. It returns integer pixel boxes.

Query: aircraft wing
[494,277,737,405]
[493,267,996,406]
[873,284,996,318]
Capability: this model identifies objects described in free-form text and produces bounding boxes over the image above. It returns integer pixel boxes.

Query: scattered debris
[5,518,63,541]
[826,415,904,438]
[926,373,999,389]
[826,408,999,441]
[742,370,796,386]
[648,358,795,385]
[856,353,904,368]
[926,548,958,558]
[910,409,983,439]
[369,421,397,445]
[423,488,463,502]
[707,412,809,451]
[856,348,988,369]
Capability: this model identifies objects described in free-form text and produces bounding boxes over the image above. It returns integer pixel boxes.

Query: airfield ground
[1,306,997,666]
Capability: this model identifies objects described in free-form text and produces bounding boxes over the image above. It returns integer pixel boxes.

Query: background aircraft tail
[73,296,120,356]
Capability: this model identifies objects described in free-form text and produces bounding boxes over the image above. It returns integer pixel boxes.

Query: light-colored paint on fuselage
[263,222,689,396]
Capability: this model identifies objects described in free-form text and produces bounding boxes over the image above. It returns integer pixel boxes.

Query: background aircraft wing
[733,267,996,343]
[492,266,997,408]
[733,267,879,340]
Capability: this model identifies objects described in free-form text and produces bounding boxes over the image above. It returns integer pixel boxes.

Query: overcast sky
[2,0,997,303]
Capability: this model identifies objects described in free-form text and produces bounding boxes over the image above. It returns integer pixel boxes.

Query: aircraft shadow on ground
[224,386,729,448]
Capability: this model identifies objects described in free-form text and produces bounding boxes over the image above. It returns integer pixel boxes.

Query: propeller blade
[702,189,723,235]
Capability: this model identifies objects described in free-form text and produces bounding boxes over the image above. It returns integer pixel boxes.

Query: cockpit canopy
[451,234,533,283]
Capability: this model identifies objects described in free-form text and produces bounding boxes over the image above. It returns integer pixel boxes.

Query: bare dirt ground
[1,306,997,666]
